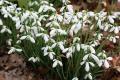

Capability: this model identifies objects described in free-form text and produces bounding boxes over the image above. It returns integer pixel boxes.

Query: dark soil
[0,46,46,80]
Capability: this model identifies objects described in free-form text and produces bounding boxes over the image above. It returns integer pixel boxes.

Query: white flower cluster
[0,0,120,80]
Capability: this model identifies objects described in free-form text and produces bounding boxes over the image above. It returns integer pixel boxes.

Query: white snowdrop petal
[85,62,90,72]
[58,61,63,67]
[29,36,35,43]
[16,49,22,52]
[113,37,116,43]
[49,53,54,60]
[83,54,89,61]
[76,43,80,51]
[52,61,58,68]
[44,35,49,43]
[20,36,27,40]
[67,5,73,13]
[62,48,68,53]
[89,46,95,53]
[7,29,12,34]
[72,77,78,80]
[66,52,72,58]
[108,16,114,24]
[104,60,110,68]
[0,19,3,25]
[0,29,6,33]
[109,27,115,32]
[88,73,92,80]
[90,54,100,66]
[89,62,95,67]
[107,57,113,60]
[8,48,15,54]
[114,27,119,34]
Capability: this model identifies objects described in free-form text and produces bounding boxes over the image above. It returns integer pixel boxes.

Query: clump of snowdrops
[0,0,120,80]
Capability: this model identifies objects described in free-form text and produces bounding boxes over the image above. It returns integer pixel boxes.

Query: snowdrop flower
[73,37,80,43]
[1,6,11,18]
[72,15,79,23]
[20,35,35,43]
[52,21,60,27]
[0,0,4,5]
[103,60,110,68]
[52,59,63,68]
[100,57,112,68]
[77,12,82,19]
[98,33,103,40]
[66,52,72,58]
[21,11,30,22]
[104,24,109,31]
[6,39,12,46]
[72,77,79,80]
[84,73,92,80]
[50,29,56,37]
[44,52,55,60]
[56,14,63,22]
[0,26,12,34]
[83,54,89,61]
[58,41,65,50]
[89,46,95,54]
[43,34,49,43]
[90,40,100,47]
[76,43,80,51]
[109,27,119,34]
[88,11,95,17]
[38,4,56,13]
[67,5,74,13]
[62,0,70,5]
[8,47,22,54]
[0,19,3,25]
[73,22,82,34]
[63,12,73,24]
[62,48,69,53]
[109,36,119,43]
[28,57,40,63]
[85,62,90,72]
[108,15,114,24]
[90,53,101,66]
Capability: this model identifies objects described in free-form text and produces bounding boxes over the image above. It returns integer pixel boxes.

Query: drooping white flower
[84,73,92,80]
[88,11,95,17]
[28,57,40,63]
[114,27,119,34]
[6,39,12,46]
[108,16,114,24]
[89,46,95,54]
[56,14,63,22]
[67,5,74,13]
[83,54,89,61]
[104,60,110,68]
[90,54,100,66]
[43,34,49,43]
[85,62,90,72]
[20,35,35,43]
[66,52,72,58]
[89,62,95,67]
[0,26,12,34]
[72,77,79,80]
[110,26,119,34]
[0,0,4,5]
[0,19,3,25]
[8,47,22,54]
[52,59,63,68]
[73,22,82,34]
[76,43,80,51]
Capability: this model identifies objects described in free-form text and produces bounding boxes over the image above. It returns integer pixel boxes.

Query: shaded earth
[0,46,46,80]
